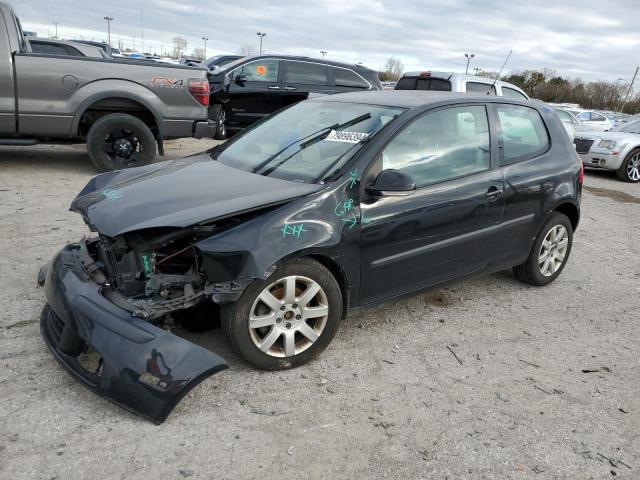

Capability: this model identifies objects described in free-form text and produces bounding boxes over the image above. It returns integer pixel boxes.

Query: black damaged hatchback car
[40,91,582,422]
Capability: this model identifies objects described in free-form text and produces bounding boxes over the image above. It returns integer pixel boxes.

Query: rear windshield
[395,77,452,91]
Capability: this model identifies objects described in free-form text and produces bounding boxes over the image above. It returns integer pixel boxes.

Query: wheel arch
[552,201,580,231]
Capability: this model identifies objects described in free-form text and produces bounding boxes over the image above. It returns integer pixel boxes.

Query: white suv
[395,71,529,99]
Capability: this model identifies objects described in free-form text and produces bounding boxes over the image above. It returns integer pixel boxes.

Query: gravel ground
[1,140,639,480]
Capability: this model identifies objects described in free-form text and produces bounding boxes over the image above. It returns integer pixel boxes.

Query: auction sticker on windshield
[325,130,369,143]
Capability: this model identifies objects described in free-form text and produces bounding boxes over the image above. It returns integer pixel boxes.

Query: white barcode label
[325,130,369,143]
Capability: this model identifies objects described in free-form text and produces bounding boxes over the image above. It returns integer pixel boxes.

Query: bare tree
[237,44,257,56]
[379,57,404,82]
[192,47,205,61]
[171,36,188,59]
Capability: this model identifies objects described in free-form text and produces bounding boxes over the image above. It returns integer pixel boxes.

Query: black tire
[616,148,640,182]
[86,113,156,172]
[211,104,228,140]
[513,212,573,286]
[221,258,343,370]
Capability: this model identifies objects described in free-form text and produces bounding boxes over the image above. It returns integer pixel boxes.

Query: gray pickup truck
[0,1,214,171]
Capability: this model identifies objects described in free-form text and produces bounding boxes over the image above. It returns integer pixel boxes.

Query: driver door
[359,104,505,305]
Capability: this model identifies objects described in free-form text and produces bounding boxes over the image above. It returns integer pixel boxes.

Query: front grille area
[574,138,595,154]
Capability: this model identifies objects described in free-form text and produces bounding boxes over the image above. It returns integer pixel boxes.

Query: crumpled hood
[71,154,322,237]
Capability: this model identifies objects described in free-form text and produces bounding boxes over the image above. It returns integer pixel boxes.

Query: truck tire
[86,113,156,172]
[211,104,228,140]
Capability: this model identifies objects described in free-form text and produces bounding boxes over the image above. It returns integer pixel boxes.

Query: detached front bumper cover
[40,244,228,424]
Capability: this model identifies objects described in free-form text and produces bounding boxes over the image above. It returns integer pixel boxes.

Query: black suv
[207,55,382,139]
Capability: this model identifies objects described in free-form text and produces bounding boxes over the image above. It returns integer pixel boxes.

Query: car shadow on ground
[0,145,98,175]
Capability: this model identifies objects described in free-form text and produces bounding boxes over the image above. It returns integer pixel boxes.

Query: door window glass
[466,82,497,95]
[501,86,528,100]
[30,42,68,56]
[332,68,369,88]
[284,61,328,85]
[381,105,491,187]
[496,104,549,164]
[234,59,279,82]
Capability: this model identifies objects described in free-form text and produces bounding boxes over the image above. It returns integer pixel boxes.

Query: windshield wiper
[252,113,372,175]
[314,136,371,183]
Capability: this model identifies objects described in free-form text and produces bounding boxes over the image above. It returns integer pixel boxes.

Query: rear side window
[30,42,68,56]
[495,104,549,165]
[332,68,369,88]
[466,82,496,95]
[284,62,328,86]
[396,77,452,91]
[502,86,528,100]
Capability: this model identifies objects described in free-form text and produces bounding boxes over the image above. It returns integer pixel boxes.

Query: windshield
[213,101,405,183]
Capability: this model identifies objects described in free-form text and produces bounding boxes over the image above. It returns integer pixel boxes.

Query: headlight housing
[598,140,617,150]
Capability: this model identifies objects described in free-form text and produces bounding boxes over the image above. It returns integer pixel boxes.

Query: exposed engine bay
[85,219,252,321]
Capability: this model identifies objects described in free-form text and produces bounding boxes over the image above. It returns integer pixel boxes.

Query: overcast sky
[14,0,640,82]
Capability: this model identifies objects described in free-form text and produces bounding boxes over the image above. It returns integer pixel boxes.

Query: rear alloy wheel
[211,104,228,140]
[617,149,640,182]
[513,212,573,286]
[86,113,156,172]
[221,258,342,370]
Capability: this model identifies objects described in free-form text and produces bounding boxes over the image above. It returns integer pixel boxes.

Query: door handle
[485,186,503,198]
[267,85,281,90]
[284,86,297,91]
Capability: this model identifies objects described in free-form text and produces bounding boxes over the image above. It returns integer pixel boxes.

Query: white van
[395,71,530,99]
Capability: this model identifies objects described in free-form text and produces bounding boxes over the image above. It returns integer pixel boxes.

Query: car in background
[381,81,397,90]
[567,110,613,131]
[28,37,107,58]
[555,108,582,138]
[574,118,640,182]
[205,54,243,71]
[394,71,530,99]
[208,55,382,139]
[68,39,113,57]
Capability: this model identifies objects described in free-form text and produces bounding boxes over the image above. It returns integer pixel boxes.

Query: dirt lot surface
[1,140,639,479]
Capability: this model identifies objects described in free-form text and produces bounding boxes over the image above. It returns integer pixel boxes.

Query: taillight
[188,79,209,106]
[578,158,584,184]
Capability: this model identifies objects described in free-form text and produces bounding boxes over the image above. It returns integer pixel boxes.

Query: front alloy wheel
[221,258,343,370]
[249,276,329,357]
[617,149,640,182]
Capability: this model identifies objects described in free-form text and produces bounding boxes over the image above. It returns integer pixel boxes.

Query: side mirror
[235,74,247,84]
[366,169,416,197]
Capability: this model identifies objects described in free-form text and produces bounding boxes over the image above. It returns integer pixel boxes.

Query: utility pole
[464,53,475,75]
[103,17,113,47]
[621,67,639,113]
[256,32,266,54]
[320,50,327,58]
[140,9,144,52]
[202,37,209,60]
[53,21,59,39]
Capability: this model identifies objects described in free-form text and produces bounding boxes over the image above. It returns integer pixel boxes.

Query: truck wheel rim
[627,153,640,181]
[103,127,143,168]
[538,225,569,277]
[248,275,329,358]
[219,110,226,136]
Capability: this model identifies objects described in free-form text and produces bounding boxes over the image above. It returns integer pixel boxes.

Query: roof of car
[236,54,377,72]
[311,90,535,109]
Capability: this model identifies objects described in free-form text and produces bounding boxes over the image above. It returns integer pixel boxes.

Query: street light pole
[53,21,59,39]
[103,17,113,47]
[465,53,475,75]
[320,50,327,58]
[202,37,209,60]
[256,32,266,54]
[620,67,639,114]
